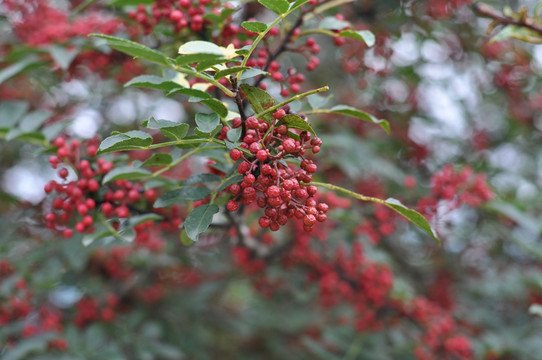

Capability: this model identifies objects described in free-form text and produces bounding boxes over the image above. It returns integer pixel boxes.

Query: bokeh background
[1,0,542,359]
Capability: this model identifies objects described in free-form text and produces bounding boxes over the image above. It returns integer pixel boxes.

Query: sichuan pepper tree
[1,0,542,359]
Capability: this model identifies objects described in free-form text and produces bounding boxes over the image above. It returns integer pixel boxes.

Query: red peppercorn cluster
[89,246,134,280]
[44,137,103,238]
[417,164,494,220]
[101,178,157,219]
[4,0,123,47]
[410,298,473,360]
[0,260,68,350]
[74,293,120,327]
[43,136,161,238]
[128,0,235,34]
[225,109,328,232]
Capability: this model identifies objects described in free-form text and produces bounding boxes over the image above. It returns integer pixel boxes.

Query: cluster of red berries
[74,294,119,327]
[5,0,123,46]
[416,164,493,219]
[44,137,102,238]
[101,179,156,219]
[410,297,473,360]
[224,108,328,232]
[128,0,234,34]
[89,246,134,280]
[0,260,68,351]
[43,136,160,238]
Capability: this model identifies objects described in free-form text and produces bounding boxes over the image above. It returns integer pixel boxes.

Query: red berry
[256,150,268,162]
[246,116,259,129]
[259,216,271,228]
[303,214,316,226]
[58,168,69,179]
[232,117,242,128]
[75,222,85,233]
[282,138,297,153]
[266,186,280,198]
[316,203,329,213]
[116,206,129,218]
[272,72,283,81]
[227,200,239,212]
[82,215,93,227]
[170,9,183,21]
[45,212,56,222]
[307,185,318,196]
[238,161,251,174]
[77,204,88,215]
[273,109,286,119]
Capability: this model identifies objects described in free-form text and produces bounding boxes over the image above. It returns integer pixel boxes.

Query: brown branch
[473,2,542,35]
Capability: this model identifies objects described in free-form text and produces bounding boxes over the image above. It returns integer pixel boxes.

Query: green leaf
[43,122,66,141]
[154,186,212,207]
[48,45,79,70]
[183,173,222,185]
[178,41,224,56]
[491,25,542,44]
[202,7,236,24]
[144,118,189,140]
[102,166,152,184]
[19,110,52,132]
[195,57,229,72]
[109,0,153,6]
[307,94,331,109]
[124,75,181,92]
[239,68,269,81]
[179,229,192,245]
[277,114,316,136]
[239,84,276,124]
[90,34,170,65]
[241,21,268,33]
[200,99,229,118]
[176,53,222,66]
[195,113,220,133]
[168,87,211,99]
[5,129,46,143]
[0,101,29,128]
[98,130,153,154]
[320,17,350,30]
[214,66,250,80]
[142,153,173,167]
[384,198,440,246]
[329,105,390,134]
[3,333,56,360]
[289,0,311,11]
[258,0,289,14]
[0,57,47,85]
[227,127,242,142]
[236,45,252,56]
[127,213,163,227]
[215,174,244,193]
[183,204,219,241]
[338,30,376,47]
